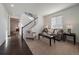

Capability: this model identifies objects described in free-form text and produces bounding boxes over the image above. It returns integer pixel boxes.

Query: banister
[22,17,38,28]
[21,17,38,40]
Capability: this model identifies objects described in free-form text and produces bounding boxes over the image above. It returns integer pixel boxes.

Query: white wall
[20,13,32,27]
[0,4,8,46]
[44,4,79,42]
[32,16,44,35]
[3,4,10,36]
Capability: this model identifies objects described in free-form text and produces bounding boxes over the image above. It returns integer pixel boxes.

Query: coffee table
[38,33,56,46]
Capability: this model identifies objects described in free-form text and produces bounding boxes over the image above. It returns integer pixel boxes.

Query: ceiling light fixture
[10,4,14,7]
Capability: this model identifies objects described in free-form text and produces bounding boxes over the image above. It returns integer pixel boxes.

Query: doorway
[10,17,19,36]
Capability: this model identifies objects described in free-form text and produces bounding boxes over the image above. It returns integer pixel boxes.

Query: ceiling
[3,3,77,18]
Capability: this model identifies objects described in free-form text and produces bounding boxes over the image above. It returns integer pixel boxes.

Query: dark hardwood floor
[0,32,33,55]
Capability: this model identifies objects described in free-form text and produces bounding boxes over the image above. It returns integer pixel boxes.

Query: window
[51,16,63,29]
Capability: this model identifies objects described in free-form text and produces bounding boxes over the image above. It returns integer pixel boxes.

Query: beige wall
[44,4,79,42]
[44,15,51,28]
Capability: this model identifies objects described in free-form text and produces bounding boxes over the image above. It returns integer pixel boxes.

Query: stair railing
[21,17,38,40]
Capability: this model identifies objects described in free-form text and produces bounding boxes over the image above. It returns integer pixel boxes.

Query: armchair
[26,30,36,40]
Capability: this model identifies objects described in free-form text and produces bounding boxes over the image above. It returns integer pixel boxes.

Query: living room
[22,3,79,54]
[0,3,79,55]
[0,0,79,59]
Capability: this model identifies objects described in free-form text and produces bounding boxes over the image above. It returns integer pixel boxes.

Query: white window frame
[51,16,63,29]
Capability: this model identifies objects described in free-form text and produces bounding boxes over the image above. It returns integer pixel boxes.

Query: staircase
[20,12,38,40]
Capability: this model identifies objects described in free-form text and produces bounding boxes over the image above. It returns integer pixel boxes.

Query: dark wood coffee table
[38,33,56,46]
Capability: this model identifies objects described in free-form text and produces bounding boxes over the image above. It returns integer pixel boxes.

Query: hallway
[0,33,32,55]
